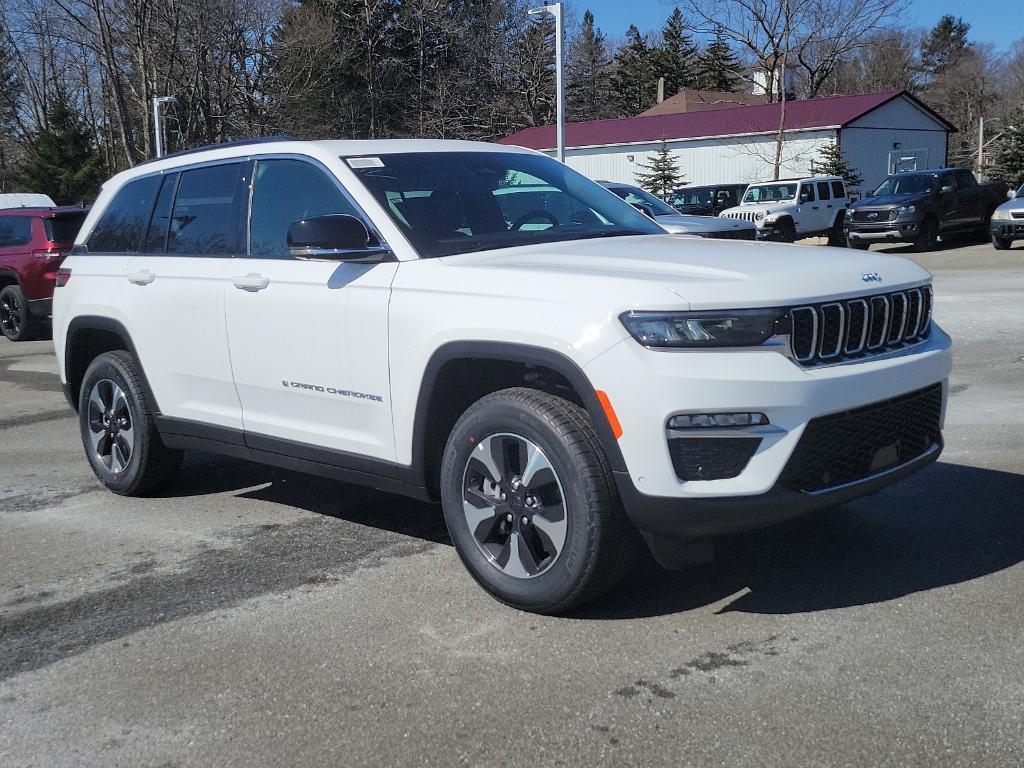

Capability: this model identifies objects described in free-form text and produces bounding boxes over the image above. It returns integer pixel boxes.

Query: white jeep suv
[721,175,849,244]
[54,139,951,613]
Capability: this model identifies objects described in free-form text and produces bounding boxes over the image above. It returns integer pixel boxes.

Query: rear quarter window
[0,216,33,248]
[45,212,89,243]
[831,181,845,199]
[87,175,161,253]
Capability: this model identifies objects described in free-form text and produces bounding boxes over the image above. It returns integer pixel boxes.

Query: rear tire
[79,350,183,496]
[827,212,847,247]
[0,285,39,342]
[913,218,939,252]
[440,387,637,614]
[992,234,1012,250]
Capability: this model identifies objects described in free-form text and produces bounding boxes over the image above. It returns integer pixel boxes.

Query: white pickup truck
[53,139,950,613]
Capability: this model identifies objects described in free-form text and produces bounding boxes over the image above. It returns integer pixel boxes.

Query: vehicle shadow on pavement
[578,461,1024,619]
[166,452,451,545]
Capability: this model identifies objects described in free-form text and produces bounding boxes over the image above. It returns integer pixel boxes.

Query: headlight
[898,205,916,215]
[755,211,766,221]
[620,309,784,348]
[992,208,1011,220]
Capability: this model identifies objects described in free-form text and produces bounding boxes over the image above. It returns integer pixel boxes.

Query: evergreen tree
[21,101,103,204]
[811,141,863,190]
[989,108,1024,189]
[566,10,615,122]
[920,15,970,78]
[650,8,698,99]
[634,142,684,198]
[0,21,21,192]
[696,28,742,92]
[610,26,656,116]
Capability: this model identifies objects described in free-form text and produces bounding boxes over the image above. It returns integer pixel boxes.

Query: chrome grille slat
[788,287,932,367]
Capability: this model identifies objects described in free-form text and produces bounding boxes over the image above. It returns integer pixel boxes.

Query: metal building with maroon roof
[499,90,954,192]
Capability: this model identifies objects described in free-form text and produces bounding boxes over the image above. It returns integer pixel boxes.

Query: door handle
[232,273,270,292]
[126,269,155,285]
[812,205,820,210]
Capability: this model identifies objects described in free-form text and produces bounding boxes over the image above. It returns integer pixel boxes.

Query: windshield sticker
[346,157,385,169]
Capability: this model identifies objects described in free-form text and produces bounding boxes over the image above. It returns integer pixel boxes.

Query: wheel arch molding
[405,341,628,492]
[64,316,160,414]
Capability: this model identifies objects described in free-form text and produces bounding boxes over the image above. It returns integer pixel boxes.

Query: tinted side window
[87,175,160,253]
[167,163,243,255]
[143,173,178,253]
[956,170,976,188]
[816,182,831,200]
[248,159,359,258]
[799,183,815,202]
[831,181,845,199]
[0,217,33,247]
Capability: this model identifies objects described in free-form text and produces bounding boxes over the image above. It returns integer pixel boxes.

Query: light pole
[152,96,176,158]
[528,2,564,163]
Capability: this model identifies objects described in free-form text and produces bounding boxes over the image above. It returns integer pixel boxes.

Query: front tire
[992,234,1012,251]
[0,285,39,342]
[79,350,183,496]
[913,218,939,252]
[775,220,796,243]
[827,212,847,247]
[440,388,636,614]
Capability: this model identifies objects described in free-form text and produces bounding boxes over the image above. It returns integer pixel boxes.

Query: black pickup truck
[845,168,1007,251]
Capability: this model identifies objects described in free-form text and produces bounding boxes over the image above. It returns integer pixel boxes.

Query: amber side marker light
[595,390,623,439]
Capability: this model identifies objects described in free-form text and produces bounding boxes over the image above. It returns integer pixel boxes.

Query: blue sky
[580,0,1020,51]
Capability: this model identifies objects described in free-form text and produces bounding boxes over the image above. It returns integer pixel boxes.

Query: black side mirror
[287,214,390,261]
[940,185,955,195]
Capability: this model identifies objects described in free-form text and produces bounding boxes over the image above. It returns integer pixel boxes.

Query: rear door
[0,215,34,284]
[119,163,244,431]
[223,156,398,463]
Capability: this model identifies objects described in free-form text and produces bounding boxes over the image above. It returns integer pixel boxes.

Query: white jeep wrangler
[720,176,849,244]
[54,140,950,613]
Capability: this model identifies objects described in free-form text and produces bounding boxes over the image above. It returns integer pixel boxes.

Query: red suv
[0,206,89,341]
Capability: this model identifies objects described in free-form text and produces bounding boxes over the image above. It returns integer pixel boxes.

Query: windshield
[346,152,662,258]
[1017,184,1024,199]
[669,187,715,206]
[743,184,797,203]
[872,174,939,197]
[605,184,679,217]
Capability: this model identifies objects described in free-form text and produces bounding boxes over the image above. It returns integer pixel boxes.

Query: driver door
[223,157,398,462]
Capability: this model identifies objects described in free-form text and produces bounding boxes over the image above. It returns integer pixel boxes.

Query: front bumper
[846,220,920,243]
[990,219,1024,241]
[584,326,952,539]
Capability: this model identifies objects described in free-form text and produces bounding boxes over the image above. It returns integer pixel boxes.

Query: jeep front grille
[789,286,932,366]
[721,211,758,223]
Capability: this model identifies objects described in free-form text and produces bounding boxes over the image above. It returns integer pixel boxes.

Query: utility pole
[152,96,177,158]
[528,2,565,163]
[978,115,984,178]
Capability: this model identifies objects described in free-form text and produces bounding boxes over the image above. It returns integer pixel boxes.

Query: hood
[438,235,931,310]
[996,196,1024,214]
[853,192,930,209]
[654,213,755,235]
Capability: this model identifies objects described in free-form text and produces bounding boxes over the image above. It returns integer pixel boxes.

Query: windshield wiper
[575,229,650,240]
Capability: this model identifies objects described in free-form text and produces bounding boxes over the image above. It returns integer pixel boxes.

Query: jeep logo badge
[860,272,883,283]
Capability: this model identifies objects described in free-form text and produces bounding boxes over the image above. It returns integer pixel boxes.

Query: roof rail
[137,135,298,166]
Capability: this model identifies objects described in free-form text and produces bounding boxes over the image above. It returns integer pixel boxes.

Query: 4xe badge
[860,272,883,283]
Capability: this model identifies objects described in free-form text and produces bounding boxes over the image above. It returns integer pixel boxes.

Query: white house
[499,91,954,193]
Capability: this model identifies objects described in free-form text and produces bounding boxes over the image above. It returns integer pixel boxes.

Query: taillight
[55,268,72,287]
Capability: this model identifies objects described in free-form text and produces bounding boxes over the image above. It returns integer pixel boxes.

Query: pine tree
[920,15,970,78]
[566,10,615,122]
[811,141,863,190]
[21,101,103,204]
[650,8,698,98]
[988,108,1024,189]
[610,25,656,116]
[0,21,21,192]
[696,28,742,92]
[634,142,684,198]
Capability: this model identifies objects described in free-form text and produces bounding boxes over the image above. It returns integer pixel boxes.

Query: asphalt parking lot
[1,238,1022,767]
